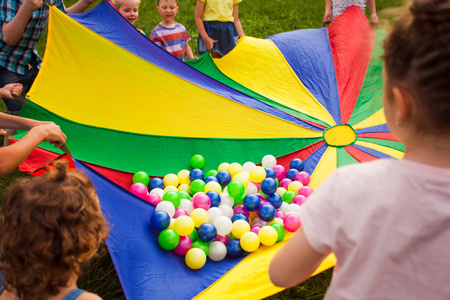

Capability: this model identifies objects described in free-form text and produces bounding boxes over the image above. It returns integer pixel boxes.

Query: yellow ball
[288,181,303,194]
[185,248,207,269]
[232,173,250,188]
[173,215,195,236]
[204,181,222,193]
[218,162,230,172]
[163,173,179,187]
[190,208,209,228]
[249,166,266,183]
[167,218,176,230]
[258,226,278,246]
[164,185,178,193]
[269,217,284,226]
[227,162,243,178]
[240,231,260,252]
[277,187,287,196]
[178,183,190,193]
[231,219,250,239]
[177,169,191,185]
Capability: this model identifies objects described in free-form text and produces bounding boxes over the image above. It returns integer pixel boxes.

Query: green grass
[4,0,405,298]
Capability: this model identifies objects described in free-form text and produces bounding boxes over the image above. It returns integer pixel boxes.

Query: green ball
[205,169,218,177]
[227,180,245,199]
[192,240,209,256]
[258,189,268,198]
[162,191,181,208]
[188,227,199,242]
[132,171,149,186]
[234,194,245,206]
[190,154,206,169]
[158,229,180,250]
[270,223,286,243]
[178,190,191,200]
[190,179,206,194]
[282,190,296,204]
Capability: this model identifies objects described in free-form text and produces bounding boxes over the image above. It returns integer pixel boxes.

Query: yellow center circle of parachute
[323,124,357,147]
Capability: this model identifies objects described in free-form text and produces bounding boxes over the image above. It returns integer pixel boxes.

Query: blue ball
[286,168,299,181]
[150,211,171,231]
[265,168,276,179]
[267,193,282,209]
[258,203,276,222]
[148,177,164,190]
[289,158,304,171]
[216,170,232,187]
[189,168,205,181]
[204,176,219,184]
[243,194,261,211]
[197,222,217,243]
[231,212,249,223]
[260,177,278,196]
[227,239,244,258]
[206,191,221,207]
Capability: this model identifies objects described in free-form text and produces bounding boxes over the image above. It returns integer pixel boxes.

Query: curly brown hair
[0,161,109,300]
[383,0,450,135]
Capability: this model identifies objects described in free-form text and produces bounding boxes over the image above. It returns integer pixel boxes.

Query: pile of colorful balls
[128,154,313,269]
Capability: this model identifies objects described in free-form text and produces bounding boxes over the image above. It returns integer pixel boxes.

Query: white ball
[150,188,165,197]
[178,198,194,215]
[207,207,224,224]
[285,204,302,215]
[245,182,258,195]
[251,217,267,228]
[242,161,256,173]
[214,215,233,235]
[208,241,227,261]
[155,201,175,217]
[279,202,290,213]
[220,193,234,207]
[261,154,277,168]
[219,204,234,219]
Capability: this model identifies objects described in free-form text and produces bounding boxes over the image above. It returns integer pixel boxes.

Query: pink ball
[233,204,250,217]
[255,193,265,202]
[129,182,148,198]
[299,186,314,197]
[253,182,261,191]
[251,225,262,235]
[275,210,286,219]
[214,234,230,245]
[173,236,192,255]
[295,171,311,186]
[279,178,292,189]
[284,213,301,232]
[145,193,161,205]
[192,193,211,210]
[292,195,307,206]
[273,165,286,181]
[173,208,189,218]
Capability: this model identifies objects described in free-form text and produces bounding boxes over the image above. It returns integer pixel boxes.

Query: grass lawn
[1,0,405,298]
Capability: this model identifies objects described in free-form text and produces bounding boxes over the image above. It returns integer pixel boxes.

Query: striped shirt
[150,23,190,61]
[0,0,66,75]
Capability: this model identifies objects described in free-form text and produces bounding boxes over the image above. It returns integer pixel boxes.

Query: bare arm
[0,112,44,130]
[195,0,217,51]
[323,0,332,24]
[233,4,244,38]
[2,0,42,46]
[366,0,378,27]
[66,0,98,14]
[269,228,329,288]
[185,43,197,60]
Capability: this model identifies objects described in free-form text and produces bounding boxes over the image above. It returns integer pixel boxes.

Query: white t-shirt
[299,159,450,300]
[332,0,366,20]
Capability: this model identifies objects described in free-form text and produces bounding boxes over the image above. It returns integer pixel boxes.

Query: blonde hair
[112,0,141,9]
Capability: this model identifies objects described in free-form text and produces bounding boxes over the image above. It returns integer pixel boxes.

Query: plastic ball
[173,236,192,255]
[279,178,292,189]
[284,213,301,232]
[245,182,258,195]
[214,234,230,245]
[192,240,209,256]
[261,154,277,168]
[168,218,176,229]
[295,171,311,186]
[226,239,244,258]
[148,177,165,190]
[207,207,224,224]
[234,194,245,206]
[190,179,206,195]
[292,195,307,206]
[231,219,250,239]
[163,173,179,187]
[164,185,178,193]
[252,217,268,228]
[145,193,161,205]
[279,202,290,214]
[150,187,164,198]
[197,222,217,243]
[178,184,190,193]
[266,193,282,209]
[173,208,188,218]
[158,229,179,250]
[240,232,260,252]
[243,194,261,212]
[185,248,206,269]
[276,187,287,197]
[150,211,171,231]
[288,181,303,194]
[192,193,211,210]
[177,169,191,185]
[260,178,278,196]
[289,158,304,171]
[162,191,180,208]
[232,173,250,188]
[189,169,205,181]
[155,201,175,217]
[178,190,191,200]
[227,180,245,199]
[206,191,221,207]
[286,169,299,181]
[190,208,209,227]
[258,226,278,246]
[258,203,276,222]
[173,215,195,236]
[208,241,227,261]
[204,176,219,184]
[205,169,218,177]
[133,171,149,186]
[270,217,284,226]
[270,223,286,242]
[249,166,266,183]
[216,171,232,187]
[242,161,256,173]
[285,204,301,216]
[231,212,249,223]
[273,165,287,181]
[251,225,262,235]
[178,198,194,215]
[214,216,233,235]
[264,168,276,179]
[204,181,222,194]
[275,210,286,219]
[129,182,148,198]
[188,228,198,242]
[299,186,314,197]
[282,190,297,204]
[227,162,243,177]
[218,162,230,172]
[218,204,234,219]
[219,193,234,207]
[233,204,250,217]
[190,154,205,169]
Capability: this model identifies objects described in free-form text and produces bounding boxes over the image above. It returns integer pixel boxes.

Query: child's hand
[22,0,43,13]
[30,122,67,148]
[323,10,332,24]
[0,83,23,100]
[205,37,218,52]
[370,13,379,28]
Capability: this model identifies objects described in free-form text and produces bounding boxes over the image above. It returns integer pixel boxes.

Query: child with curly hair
[0,161,110,300]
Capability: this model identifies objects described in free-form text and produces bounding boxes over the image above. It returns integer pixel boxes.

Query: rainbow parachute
[15,2,404,299]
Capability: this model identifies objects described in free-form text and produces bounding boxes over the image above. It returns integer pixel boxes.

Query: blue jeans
[0,63,39,115]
